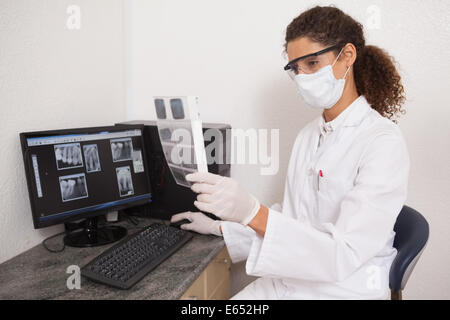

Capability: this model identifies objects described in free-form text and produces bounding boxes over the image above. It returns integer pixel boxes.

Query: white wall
[0,0,125,262]
[125,0,450,299]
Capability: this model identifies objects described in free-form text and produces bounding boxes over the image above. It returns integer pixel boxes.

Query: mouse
[169,218,191,229]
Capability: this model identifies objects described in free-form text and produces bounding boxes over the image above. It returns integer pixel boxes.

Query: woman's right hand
[170,211,222,236]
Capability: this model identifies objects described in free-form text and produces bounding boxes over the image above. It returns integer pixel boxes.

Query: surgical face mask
[294,49,350,109]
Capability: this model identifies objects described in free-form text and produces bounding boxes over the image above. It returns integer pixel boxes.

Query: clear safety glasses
[284,44,342,79]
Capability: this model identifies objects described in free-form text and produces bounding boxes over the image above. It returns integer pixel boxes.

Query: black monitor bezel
[19,124,152,229]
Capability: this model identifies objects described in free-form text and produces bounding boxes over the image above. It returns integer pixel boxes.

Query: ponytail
[285,6,406,122]
[354,45,405,122]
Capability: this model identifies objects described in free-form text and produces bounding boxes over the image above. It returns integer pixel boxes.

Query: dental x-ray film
[153,96,208,187]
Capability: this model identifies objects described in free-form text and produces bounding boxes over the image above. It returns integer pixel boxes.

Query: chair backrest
[389,205,429,292]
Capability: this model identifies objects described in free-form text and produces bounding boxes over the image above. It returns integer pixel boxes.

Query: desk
[0,217,228,299]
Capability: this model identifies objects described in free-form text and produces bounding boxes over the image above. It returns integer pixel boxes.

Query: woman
[171,6,409,299]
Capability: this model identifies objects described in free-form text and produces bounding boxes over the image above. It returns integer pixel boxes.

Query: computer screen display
[20,125,152,228]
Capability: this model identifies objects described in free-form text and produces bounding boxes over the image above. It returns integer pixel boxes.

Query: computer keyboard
[81,222,193,289]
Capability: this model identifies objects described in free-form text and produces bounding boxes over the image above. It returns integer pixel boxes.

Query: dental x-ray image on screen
[59,173,89,202]
[116,166,134,197]
[110,138,133,162]
[83,144,101,173]
[132,149,144,173]
[54,143,83,170]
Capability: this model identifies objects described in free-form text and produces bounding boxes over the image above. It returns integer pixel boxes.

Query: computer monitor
[20,125,152,247]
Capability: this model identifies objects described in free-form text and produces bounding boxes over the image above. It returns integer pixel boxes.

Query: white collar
[318,95,371,134]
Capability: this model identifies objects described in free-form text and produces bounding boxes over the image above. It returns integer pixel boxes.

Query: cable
[125,214,140,226]
[42,231,66,253]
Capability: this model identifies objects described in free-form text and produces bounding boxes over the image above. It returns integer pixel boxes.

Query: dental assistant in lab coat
[171,6,410,299]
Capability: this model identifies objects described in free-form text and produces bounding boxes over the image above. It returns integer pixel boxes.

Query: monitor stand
[63,216,127,247]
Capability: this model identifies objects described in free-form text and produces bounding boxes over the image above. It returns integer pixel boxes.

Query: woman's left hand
[186,172,261,225]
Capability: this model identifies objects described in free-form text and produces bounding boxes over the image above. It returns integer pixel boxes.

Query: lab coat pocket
[316,176,352,224]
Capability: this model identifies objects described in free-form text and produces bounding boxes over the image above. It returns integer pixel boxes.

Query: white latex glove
[170,211,222,237]
[186,172,260,225]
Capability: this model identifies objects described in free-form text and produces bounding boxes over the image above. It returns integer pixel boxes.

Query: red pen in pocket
[318,170,323,191]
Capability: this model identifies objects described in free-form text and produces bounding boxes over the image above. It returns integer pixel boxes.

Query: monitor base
[64,216,127,247]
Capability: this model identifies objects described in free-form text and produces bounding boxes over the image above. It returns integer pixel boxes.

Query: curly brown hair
[285,6,406,122]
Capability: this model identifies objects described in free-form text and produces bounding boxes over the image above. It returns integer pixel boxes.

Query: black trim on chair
[389,205,429,300]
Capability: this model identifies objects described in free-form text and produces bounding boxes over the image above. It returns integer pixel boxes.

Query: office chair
[389,205,429,300]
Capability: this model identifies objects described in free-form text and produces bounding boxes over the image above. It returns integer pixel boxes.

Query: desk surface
[0,218,225,299]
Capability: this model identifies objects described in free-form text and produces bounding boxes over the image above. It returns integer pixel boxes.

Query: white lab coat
[221,95,410,299]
